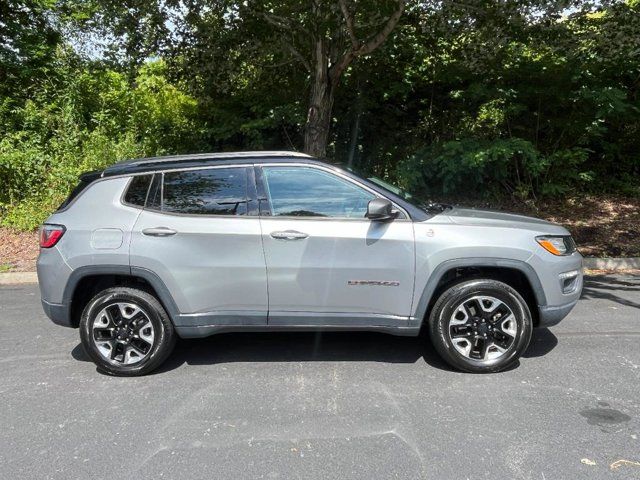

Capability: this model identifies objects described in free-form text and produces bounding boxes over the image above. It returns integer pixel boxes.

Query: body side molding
[175,324,421,338]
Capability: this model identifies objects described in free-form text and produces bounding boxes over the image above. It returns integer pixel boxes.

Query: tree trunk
[347,84,362,168]
[304,38,334,158]
[303,0,405,158]
[304,81,334,158]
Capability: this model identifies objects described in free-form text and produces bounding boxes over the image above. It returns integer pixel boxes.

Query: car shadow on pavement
[159,332,445,373]
[71,327,559,375]
[71,343,90,362]
[581,274,640,310]
[523,328,558,358]
[71,332,456,373]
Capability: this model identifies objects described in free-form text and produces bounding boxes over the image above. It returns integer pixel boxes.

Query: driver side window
[262,166,375,218]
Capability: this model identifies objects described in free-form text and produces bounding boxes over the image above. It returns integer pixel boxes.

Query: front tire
[428,279,533,373]
[79,287,176,376]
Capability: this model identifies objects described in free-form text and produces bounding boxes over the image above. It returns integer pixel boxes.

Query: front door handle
[270,230,309,240]
[142,227,177,237]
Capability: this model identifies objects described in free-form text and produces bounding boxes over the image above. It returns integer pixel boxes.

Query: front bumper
[538,299,579,327]
[529,249,583,328]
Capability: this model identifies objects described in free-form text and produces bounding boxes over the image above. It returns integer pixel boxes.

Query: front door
[257,165,415,326]
[130,165,268,328]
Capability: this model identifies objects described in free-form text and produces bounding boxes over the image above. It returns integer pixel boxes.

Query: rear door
[130,165,268,327]
[257,164,416,326]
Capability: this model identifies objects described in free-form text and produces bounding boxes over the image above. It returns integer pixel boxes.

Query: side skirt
[175,324,422,339]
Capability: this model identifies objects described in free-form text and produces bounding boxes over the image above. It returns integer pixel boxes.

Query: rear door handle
[142,227,177,237]
[270,230,309,240]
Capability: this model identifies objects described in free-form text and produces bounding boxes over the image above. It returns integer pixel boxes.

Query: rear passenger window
[124,175,152,207]
[162,168,248,215]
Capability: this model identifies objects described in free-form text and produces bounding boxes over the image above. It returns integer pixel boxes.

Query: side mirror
[366,198,398,221]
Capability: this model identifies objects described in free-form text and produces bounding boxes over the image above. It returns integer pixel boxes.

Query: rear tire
[428,279,533,373]
[79,287,176,376]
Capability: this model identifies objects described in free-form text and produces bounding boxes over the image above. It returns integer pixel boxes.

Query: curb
[1,257,639,285]
[0,272,38,285]
[582,257,640,270]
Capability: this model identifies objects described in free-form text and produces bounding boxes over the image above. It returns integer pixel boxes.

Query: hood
[444,207,569,234]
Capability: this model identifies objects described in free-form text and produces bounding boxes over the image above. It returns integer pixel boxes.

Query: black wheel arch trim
[129,266,181,318]
[413,257,547,325]
[58,265,181,327]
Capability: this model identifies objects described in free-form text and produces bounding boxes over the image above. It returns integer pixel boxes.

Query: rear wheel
[428,279,533,373]
[79,287,176,376]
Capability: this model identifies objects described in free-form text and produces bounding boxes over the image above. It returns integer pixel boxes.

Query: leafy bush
[0,60,201,230]
[2,1,640,231]
[396,138,598,200]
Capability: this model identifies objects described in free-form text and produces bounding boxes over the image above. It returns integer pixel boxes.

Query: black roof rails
[102,151,316,177]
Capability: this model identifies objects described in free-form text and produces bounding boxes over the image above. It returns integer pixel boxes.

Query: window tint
[262,167,375,218]
[162,168,248,215]
[147,173,161,210]
[124,175,152,207]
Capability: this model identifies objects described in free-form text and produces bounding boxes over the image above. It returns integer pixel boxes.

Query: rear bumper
[537,299,579,327]
[41,299,73,327]
[38,245,74,328]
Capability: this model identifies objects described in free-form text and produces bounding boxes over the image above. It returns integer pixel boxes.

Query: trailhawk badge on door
[348,280,400,286]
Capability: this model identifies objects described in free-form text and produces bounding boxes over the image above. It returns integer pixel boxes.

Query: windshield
[342,165,452,214]
[366,176,414,201]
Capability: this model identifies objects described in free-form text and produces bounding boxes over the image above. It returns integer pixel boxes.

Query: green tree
[0,0,62,98]
[63,0,407,157]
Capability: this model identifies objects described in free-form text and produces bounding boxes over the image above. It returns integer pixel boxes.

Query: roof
[103,151,315,177]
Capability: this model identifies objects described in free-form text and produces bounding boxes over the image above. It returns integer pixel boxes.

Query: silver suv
[37,151,583,376]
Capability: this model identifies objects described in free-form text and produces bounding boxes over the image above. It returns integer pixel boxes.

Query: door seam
[257,213,271,324]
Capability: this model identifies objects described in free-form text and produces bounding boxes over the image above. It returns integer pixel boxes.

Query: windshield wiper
[420,202,453,213]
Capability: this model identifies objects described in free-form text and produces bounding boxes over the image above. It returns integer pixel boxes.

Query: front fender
[412,257,547,324]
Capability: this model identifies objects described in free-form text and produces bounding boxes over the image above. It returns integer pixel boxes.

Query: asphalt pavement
[1,275,639,479]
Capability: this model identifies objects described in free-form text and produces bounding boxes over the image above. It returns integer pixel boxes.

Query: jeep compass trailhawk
[37,151,583,376]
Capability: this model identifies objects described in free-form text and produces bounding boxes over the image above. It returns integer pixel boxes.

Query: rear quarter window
[123,175,152,207]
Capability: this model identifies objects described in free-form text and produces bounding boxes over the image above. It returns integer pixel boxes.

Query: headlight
[536,236,576,256]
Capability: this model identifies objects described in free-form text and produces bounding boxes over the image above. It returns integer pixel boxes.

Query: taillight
[40,224,66,248]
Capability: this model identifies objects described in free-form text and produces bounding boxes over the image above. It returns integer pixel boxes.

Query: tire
[428,279,533,373]
[79,287,176,376]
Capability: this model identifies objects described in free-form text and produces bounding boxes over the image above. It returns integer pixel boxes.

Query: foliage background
[1,0,639,230]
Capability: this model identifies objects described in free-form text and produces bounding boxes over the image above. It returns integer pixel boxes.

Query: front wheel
[79,287,176,376]
[428,279,533,373]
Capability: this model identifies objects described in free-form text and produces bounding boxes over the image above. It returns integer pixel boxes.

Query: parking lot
[1,275,639,479]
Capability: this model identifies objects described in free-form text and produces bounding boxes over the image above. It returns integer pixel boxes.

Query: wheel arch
[63,266,180,328]
[414,258,546,329]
